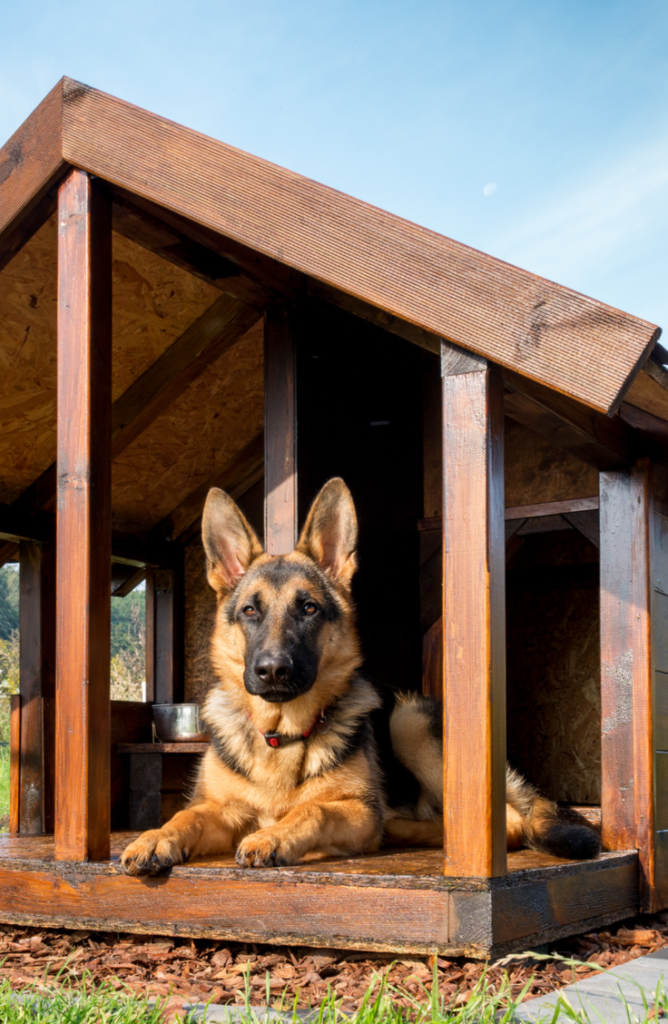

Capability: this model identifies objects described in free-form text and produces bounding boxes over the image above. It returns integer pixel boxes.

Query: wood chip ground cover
[0,913,666,1016]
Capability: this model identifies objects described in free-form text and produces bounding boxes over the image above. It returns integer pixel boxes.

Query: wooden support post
[442,343,506,878]
[264,307,297,555]
[600,460,668,910]
[55,169,112,862]
[18,539,55,833]
[145,552,185,705]
[9,695,20,835]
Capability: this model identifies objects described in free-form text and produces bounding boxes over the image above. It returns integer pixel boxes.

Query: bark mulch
[0,913,666,1015]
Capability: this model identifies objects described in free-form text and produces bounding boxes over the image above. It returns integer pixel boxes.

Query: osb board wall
[504,419,599,507]
[184,479,264,703]
[506,534,601,805]
[111,320,263,534]
[0,214,220,504]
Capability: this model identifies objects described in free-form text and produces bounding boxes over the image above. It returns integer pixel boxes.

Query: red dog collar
[250,709,332,748]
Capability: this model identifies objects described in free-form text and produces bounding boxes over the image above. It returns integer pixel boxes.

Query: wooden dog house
[0,77,667,956]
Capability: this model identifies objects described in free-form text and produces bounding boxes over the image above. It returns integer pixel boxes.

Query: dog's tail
[506,767,601,859]
[389,693,601,860]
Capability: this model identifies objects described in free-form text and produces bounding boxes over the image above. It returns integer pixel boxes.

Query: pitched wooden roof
[0,77,661,414]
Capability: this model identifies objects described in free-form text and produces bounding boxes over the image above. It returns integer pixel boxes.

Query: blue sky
[2,0,667,332]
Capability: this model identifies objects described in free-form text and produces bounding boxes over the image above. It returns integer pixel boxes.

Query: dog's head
[202,478,361,704]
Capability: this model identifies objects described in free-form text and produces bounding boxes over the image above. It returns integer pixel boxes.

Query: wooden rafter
[503,370,635,470]
[112,194,277,309]
[5,292,260,517]
[154,431,264,544]
[0,503,172,568]
[1,78,660,413]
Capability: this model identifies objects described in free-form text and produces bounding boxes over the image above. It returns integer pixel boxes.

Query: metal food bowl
[152,703,208,742]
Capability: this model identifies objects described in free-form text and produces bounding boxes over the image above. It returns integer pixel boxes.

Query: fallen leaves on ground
[0,911,666,1015]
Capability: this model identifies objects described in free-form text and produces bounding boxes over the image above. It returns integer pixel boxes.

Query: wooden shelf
[117,742,209,754]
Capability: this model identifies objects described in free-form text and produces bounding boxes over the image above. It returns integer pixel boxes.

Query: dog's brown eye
[304,602,318,616]
[242,605,256,617]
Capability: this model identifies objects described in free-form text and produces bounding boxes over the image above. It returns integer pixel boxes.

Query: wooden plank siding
[0,79,660,413]
[54,169,112,862]
[441,343,506,877]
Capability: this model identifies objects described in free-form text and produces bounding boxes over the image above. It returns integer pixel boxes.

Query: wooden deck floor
[0,835,639,957]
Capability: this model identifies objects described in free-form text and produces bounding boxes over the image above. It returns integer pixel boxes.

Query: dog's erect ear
[296,478,357,587]
[202,488,263,595]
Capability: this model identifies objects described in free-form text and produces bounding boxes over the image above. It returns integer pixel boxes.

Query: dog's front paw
[121,830,189,876]
[235,830,295,868]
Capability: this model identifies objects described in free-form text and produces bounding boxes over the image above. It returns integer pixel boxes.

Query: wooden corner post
[442,343,507,878]
[264,306,297,554]
[600,460,668,910]
[55,169,112,861]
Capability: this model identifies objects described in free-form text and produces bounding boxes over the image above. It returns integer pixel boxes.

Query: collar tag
[264,732,281,748]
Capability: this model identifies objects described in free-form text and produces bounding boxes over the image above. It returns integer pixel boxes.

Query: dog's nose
[255,654,293,685]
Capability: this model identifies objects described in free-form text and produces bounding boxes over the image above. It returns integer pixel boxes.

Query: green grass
[0,958,664,1024]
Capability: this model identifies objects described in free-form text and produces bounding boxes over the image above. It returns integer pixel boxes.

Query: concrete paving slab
[515,953,668,1022]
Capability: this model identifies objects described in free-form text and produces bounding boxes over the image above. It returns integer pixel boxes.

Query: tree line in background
[0,565,146,741]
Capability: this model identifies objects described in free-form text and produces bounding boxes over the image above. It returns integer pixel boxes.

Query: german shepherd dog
[121,479,600,876]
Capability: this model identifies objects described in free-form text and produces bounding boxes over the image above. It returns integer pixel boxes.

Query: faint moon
[483,183,497,197]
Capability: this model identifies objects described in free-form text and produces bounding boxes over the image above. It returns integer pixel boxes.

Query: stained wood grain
[145,560,184,706]
[19,541,55,834]
[110,293,260,459]
[0,82,66,270]
[600,463,653,906]
[0,837,639,955]
[6,294,258,523]
[441,345,506,877]
[55,169,112,862]
[112,195,271,308]
[9,696,20,836]
[35,78,655,411]
[504,372,635,469]
[265,307,297,555]
[422,617,443,700]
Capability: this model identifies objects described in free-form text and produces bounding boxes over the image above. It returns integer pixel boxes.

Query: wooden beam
[0,504,170,569]
[504,370,635,470]
[0,543,20,569]
[48,78,659,412]
[600,461,653,905]
[18,540,55,834]
[0,186,58,276]
[55,169,112,862]
[265,307,298,555]
[145,555,184,705]
[620,402,668,451]
[8,696,20,835]
[112,196,273,309]
[155,431,264,543]
[0,80,66,267]
[419,496,599,532]
[563,509,600,547]
[111,567,146,598]
[110,294,260,459]
[111,188,299,307]
[442,343,506,878]
[8,294,260,517]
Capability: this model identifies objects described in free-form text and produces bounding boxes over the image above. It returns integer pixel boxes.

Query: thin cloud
[495,135,668,283]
